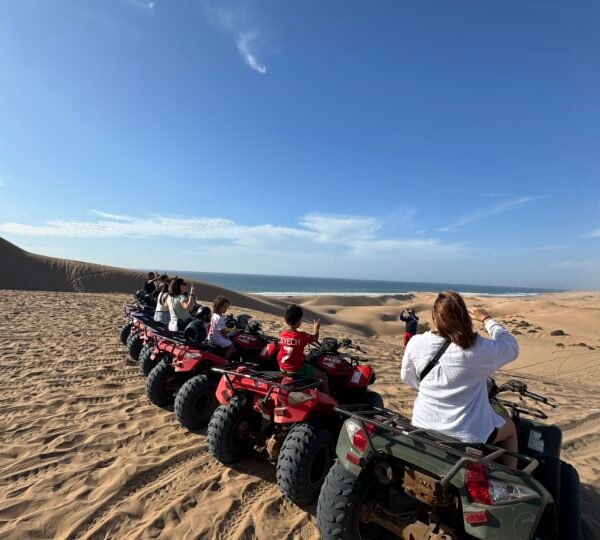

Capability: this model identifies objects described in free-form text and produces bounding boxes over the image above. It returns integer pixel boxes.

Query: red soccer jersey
[277,330,315,372]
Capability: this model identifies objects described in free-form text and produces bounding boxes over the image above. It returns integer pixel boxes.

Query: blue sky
[0,0,599,289]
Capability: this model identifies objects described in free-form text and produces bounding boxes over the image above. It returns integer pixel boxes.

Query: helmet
[246,320,261,334]
[320,338,339,353]
[184,320,208,344]
[196,305,212,323]
[236,314,252,329]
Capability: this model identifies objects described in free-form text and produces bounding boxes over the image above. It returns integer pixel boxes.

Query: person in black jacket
[400,308,419,347]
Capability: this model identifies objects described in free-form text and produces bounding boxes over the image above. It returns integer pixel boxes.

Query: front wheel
[559,461,582,540]
[317,460,381,540]
[207,394,259,464]
[145,359,182,407]
[174,375,217,430]
[126,331,143,361]
[276,422,335,505]
[119,321,133,345]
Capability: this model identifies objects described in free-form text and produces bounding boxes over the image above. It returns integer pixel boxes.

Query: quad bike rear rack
[212,366,322,404]
[336,404,539,486]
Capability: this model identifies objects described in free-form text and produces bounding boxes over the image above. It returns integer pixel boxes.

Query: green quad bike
[317,378,582,540]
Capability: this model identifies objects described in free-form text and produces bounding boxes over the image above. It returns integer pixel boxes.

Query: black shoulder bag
[418,339,451,382]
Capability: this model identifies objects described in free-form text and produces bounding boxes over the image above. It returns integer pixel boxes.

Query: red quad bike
[207,337,382,506]
[146,318,280,430]
[124,312,157,362]
[118,291,157,345]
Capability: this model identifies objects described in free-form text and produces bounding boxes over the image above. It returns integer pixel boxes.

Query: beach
[0,241,599,539]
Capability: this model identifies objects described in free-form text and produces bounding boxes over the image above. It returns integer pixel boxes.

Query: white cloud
[204,1,268,74]
[0,211,459,258]
[237,32,267,74]
[584,229,600,238]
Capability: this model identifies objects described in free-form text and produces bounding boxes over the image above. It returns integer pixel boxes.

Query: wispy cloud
[125,0,156,15]
[204,1,268,74]
[454,196,541,227]
[0,211,459,257]
[584,229,600,238]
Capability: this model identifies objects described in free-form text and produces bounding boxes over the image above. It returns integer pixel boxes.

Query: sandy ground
[0,289,598,539]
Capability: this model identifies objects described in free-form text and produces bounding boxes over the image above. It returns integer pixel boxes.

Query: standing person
[400,308,420,346]
[208,296,236,360]
[153,282,170,324]
[400,291,519,468]
[167,278,196,331]
[277,304,329,394]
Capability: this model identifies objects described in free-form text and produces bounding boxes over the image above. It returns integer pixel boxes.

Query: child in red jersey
[277,304,330,394]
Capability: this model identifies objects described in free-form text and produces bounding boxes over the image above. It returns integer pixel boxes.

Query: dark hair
[285,304,304,326]
[169,278,185,297]
[147,272,155,279]
[213,296,231,314]
[432,291,477,349]
[159,281,169,295]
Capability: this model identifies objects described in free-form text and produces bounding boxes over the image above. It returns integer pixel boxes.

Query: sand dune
[0,238,599,539]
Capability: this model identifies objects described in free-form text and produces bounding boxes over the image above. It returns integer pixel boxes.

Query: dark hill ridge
[0,237,372,333]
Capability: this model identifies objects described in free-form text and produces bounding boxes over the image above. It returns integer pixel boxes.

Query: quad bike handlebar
[489,377,556,420]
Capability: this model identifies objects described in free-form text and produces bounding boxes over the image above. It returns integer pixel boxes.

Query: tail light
[345,420,376,453]
[465,462,538,505]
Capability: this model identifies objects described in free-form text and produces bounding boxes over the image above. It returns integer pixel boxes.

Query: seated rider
[277,305,329,394]
[208,296,236,360]
[153,282,170,324]
[401,291,519,468]
[167,278,196,332]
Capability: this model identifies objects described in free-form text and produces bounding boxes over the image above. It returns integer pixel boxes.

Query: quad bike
[118,291,156,345]
[145,317,280,430]
[317,378,582,540]
[207,337,382,506]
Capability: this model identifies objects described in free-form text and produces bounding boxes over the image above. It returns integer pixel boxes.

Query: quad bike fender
[272,389,337,424]
[173,350,228,373]
[346,365,374,389]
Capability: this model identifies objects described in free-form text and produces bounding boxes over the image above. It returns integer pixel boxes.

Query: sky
[0,0,599,290]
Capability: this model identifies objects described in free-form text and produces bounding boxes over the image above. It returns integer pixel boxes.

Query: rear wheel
[174,375,217,430]
[277,422,335,505]
[559,461,582,540]
[119,321,133,345]
[364,391,384,409]
[207,394,259,464]
[317,460,381,540]
[145,359,182,406]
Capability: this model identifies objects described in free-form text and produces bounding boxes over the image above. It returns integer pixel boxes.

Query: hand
[190,284,195,295]
[468,307,491,323]
[313,319,321,332]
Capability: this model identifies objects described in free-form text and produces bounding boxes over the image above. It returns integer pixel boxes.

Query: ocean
[170,271,560,297]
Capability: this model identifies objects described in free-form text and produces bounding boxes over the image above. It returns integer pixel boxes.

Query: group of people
[143,272,520,466]
[143,272,236,358]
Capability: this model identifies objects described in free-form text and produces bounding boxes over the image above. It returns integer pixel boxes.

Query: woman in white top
[167,278,196,332]
[153,282,170,324]
[208,296,235,359]
[401,291,519,467]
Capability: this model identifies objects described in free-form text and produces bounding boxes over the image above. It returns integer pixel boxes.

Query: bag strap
[418,339,451,382]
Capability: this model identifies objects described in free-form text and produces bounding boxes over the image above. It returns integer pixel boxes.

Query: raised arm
[469,308,519,374]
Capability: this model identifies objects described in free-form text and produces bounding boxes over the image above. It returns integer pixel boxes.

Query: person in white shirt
[208,296,235,359]
[401,291,519,468]
[167,278,196,332]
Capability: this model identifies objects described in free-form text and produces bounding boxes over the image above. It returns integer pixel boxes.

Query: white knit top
[400,319,519,443]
